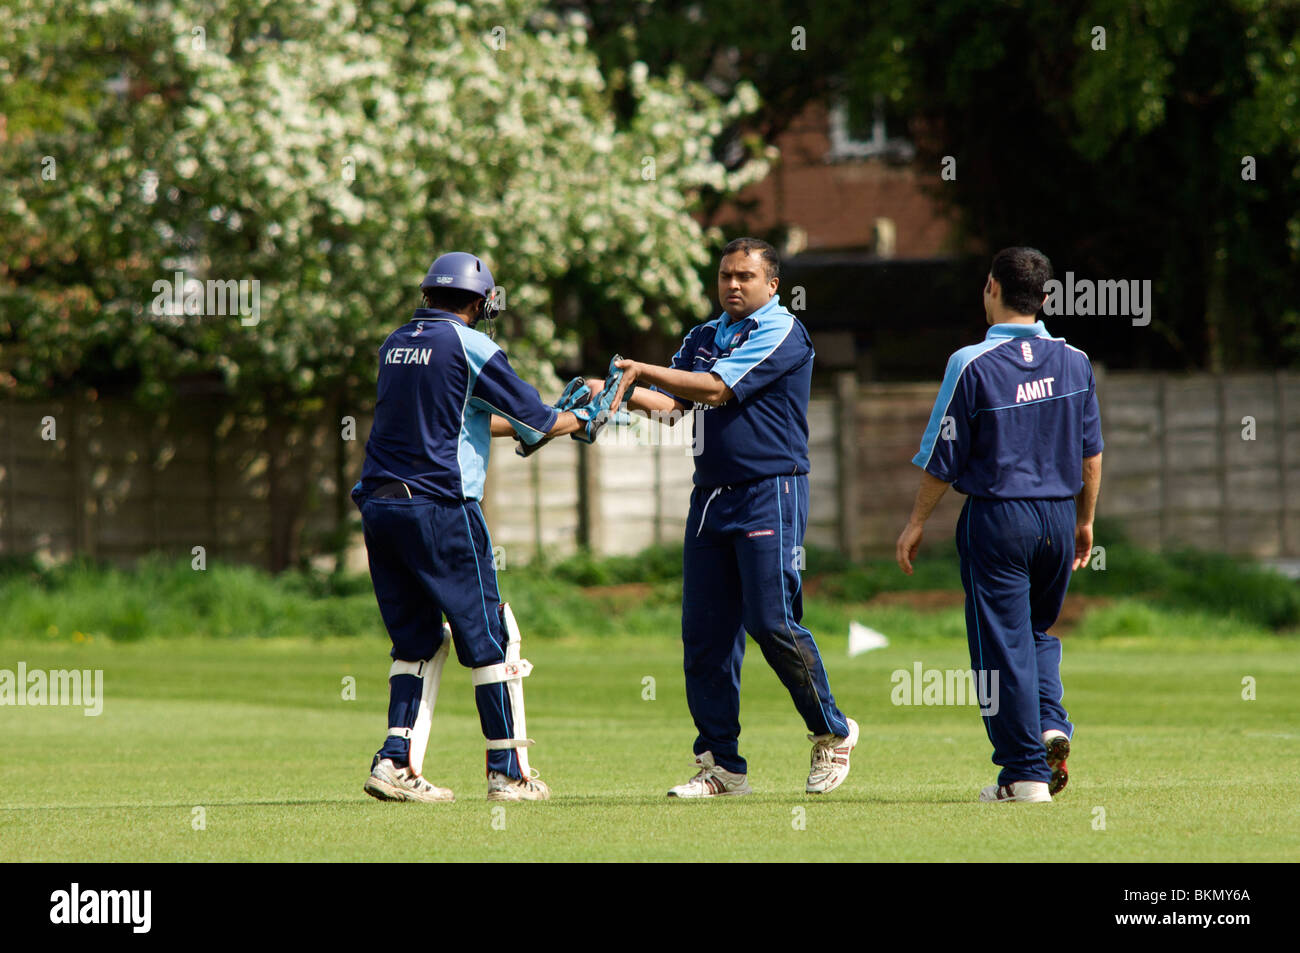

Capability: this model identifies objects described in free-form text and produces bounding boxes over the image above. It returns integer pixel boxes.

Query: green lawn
[3,624,1297,861]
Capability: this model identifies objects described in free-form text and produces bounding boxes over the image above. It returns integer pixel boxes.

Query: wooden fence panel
[4,371,1298,570]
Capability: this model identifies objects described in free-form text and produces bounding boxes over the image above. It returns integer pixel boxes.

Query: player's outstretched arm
[896,472,951,575]
[491,412,582,438]
[585,371,688,423]
[624,385,690,422]
[612,359,732,410]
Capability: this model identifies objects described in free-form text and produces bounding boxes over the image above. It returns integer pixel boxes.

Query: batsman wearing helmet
[352,251,596,803]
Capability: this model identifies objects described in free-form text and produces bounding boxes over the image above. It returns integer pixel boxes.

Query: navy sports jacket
[913,321,1103,499]
[357,310,557,502]
[656,294,813,488]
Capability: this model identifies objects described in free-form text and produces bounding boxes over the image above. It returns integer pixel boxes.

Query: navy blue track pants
[956,496,1075,786]
[682,474,849,774]
[360,496,521,778]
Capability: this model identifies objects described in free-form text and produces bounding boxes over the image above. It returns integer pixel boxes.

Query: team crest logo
[1021,341,1034,363]
[731,326,753,350]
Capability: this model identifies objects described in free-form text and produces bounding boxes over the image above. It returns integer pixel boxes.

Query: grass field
[3,620,1298,862]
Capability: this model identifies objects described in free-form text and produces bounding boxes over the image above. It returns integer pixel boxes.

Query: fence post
[1216,374,1230,552]
[71,396,94,557]
[652,437,663,547]
[1158,375,1170,550]
[1093,362,1107,520]
[3,404,15,555]
[1278,370,1290,556]
[530,451,543,562]
[576,442,602,553]
[208,407,220,562]
[834,371,859,560]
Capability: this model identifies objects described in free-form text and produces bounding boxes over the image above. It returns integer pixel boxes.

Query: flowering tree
[0,0,769,568]
[0,0,768,407]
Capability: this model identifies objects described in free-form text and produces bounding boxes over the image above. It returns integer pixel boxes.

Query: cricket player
[608,237,859,798]
[352,251,611,803]
[896,246,1103,803]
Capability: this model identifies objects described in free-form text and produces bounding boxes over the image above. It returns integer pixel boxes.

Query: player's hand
[1072,522,1093,571]
[611,359,641,410]
[584,377,605,400]
[896,521,924,575]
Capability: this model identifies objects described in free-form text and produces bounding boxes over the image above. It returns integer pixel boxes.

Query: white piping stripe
[916,339,1012,471]
[722,316,794,394]
[475,399,552,439]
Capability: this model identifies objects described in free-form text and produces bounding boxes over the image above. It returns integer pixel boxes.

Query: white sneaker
[486,770,551,802]
[978,780,1052,803]
[806,717,859,794]
[364,758,454,803]
[666,751,752,798]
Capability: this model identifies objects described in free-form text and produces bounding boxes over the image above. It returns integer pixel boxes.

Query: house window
[827,95,915,163]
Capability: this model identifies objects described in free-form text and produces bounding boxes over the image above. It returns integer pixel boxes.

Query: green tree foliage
[565,0,1300,369]
[0,0,769,409]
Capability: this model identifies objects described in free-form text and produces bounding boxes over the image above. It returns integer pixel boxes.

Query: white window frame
[827,95,915,162]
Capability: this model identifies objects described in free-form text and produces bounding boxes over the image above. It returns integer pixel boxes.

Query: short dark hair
[990,247,1052,316]
[421,286,482,315]
[721,237,780,281]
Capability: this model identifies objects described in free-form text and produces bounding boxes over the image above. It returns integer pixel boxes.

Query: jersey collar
[985,320,1049,340]
[714,294,782,350]
[717,293,782,327]
[411,307,467,325]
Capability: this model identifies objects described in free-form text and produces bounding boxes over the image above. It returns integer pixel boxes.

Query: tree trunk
[265,411,309,573]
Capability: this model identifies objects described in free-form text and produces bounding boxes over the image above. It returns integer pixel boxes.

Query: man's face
[718,250,778,320]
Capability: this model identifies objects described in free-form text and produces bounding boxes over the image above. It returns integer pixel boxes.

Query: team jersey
[912,321,1103,499]
[656,294,813,488]
[358,310,557,502]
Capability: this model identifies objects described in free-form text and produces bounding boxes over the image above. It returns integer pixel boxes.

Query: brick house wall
[711,99,954,258]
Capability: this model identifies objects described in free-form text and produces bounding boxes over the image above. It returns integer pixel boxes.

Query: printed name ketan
[385,347,433,365]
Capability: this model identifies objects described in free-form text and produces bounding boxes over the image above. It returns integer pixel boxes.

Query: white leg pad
[471,603,535,775]
[387,623,451,776]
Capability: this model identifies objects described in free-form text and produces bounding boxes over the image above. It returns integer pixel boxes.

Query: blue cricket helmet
[419,251,501,330]
[420,251,495,298]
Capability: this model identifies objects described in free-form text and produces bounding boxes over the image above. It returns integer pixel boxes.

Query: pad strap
[485,737,536,750]
[471,658,533,687]
[390,658,431,678]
